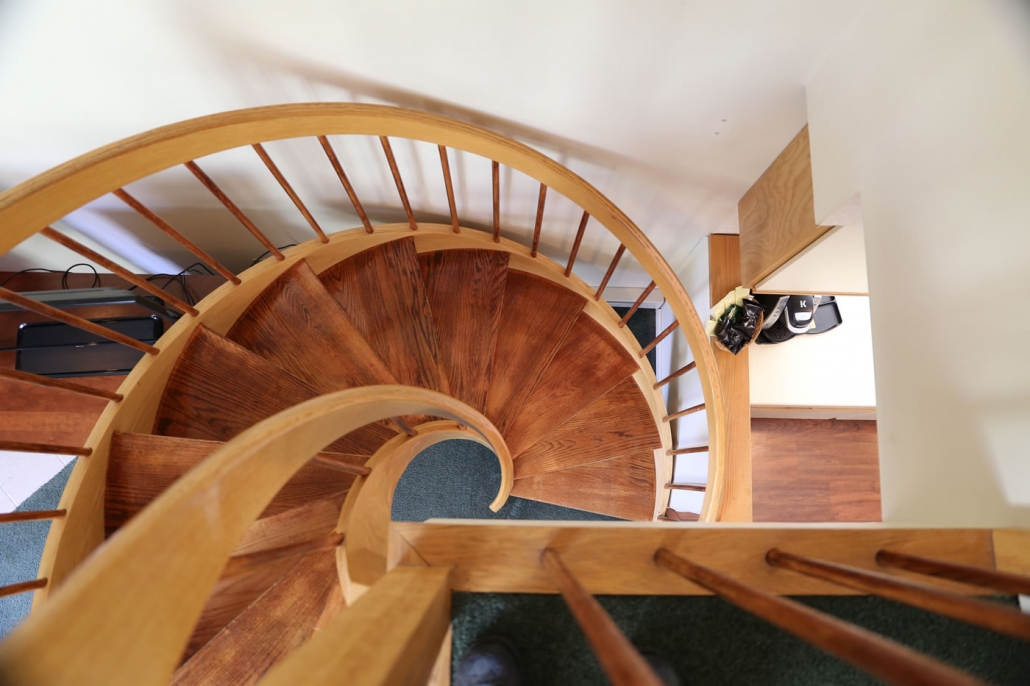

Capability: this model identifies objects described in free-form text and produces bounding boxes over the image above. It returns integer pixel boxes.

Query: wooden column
[708,234,752,521]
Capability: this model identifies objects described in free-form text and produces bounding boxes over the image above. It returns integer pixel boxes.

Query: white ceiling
[0,0,868,278]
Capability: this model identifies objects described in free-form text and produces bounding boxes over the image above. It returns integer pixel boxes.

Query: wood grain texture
[0,510,64,524]
[0,579,48,599]
[709,234,752,522]
[504,311,638,457]
[511,450,656,520]
[259,566,451,686]
[419,249,509,413]
[514,377,661,480]
[172,550,339,686]
[993,530,1030,578]
[738,126,833,287]
[232,494,348,557]
[876,549,1030,595]
[105,432,359,535]
[542,549,663,686]
[483,270,585,434]
[751,418,880,523]
[154,326,378,455]
[0,367,122,401]
[394,523,998,596]
[319,238,446,395]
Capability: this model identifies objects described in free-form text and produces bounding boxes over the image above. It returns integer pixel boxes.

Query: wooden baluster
[766,549,1030,641]
[654,361,696,389]
[876,550,1030,596]
[221,532,345,579]
[656,548,984,686]
[438,145,460,233]
[392,417,417,437]
[597,244,626,300]
[311,455,372,477]
[379,136,417,231]
[542,549,663,686]
[253,143,328,243]
[664,483,706,492]
[663,403,705,422]
[492,160,501,243]
[112,188,240,285]
[0,509,66,524]
[531,183,547,257]
[184,160,284,260]
[318,135,374,233]
[0,579,47,600]
[640,320,679,357]
[615,278,652,321]
[0,368,122,401]
[0,440,91,457]
[659,509,699,522]
[565,211,590,277]
[667,445,708,456]
[39,227,199,316]
[0,287,158,354]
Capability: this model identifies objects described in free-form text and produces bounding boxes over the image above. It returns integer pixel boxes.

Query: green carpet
[0,460,75,639]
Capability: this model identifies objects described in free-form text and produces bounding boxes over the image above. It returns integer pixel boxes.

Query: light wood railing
[0,386,509,686]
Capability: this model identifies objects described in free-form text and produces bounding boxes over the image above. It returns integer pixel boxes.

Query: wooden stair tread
[503,311,638,457]
[106,432,359,536]
[232,494,347,557]
[319,237,447,394]
[419,249,509,413]
[510,450,657,520]
[513,377,661,480]
[172,549,339,685]
[154,326,384,455]
[484,270,586,434]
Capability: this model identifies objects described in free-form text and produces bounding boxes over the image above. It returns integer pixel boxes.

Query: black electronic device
[14,315,163,378]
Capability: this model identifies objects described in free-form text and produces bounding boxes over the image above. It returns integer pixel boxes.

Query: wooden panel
[992,529,1030,577]
[318,237,446,394]
[484,270,585,434]
[154,326,378,455]
[504,312,637,457]
[708,234,752,522]
[515,377,661,480]
[738,126,833,287]
[259,566,451,686]
[511,450,656,520]
[105,432,359,534]
[751,419,880,523]
[419,249,509,413]
[172,550,339,686]
[394,523,998,596]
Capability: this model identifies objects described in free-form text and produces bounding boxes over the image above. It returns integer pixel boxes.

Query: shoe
[454,636,523,686]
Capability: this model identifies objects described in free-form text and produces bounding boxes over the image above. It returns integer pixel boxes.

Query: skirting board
[751,405,876,421]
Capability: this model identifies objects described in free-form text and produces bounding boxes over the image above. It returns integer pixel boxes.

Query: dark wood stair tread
[510,449,657,520]
[513,376,661,480]
[484,270,586,434]
[154,326,385,455]
[106,432,361,536]
[172,549,339,685]
[503,311,638,457]
[419,249,509,413]
[319,237,447,394]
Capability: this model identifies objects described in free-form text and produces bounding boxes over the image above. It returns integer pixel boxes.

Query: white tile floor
[0,450,73,513]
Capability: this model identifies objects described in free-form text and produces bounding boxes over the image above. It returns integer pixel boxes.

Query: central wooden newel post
[542,548,663,686]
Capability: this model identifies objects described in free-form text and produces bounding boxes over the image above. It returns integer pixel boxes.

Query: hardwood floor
[751,418,881,523]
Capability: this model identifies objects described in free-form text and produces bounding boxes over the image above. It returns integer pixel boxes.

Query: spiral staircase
[0,105,1025,686]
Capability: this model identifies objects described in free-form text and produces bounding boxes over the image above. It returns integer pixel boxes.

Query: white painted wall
[758,224,869,295]
[806,0,1030,525]
[750,296,876,409]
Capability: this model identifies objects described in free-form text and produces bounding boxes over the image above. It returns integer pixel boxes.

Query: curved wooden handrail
[0,103,725,521]
[0,386,508,686]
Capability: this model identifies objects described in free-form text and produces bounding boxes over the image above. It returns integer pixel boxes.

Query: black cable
[0,268,62,289]
[61,263,100,289]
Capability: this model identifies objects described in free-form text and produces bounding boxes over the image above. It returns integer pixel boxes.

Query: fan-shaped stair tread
[154,326,381,455]
[510,450,657,520]
[106,432,360,536]
[183,494,348,662]
[318,237,447,394]
[513,377,662,480]
[503,311,638,457]
[419,249,509,413]
[172,549,339,686]
[484,270,586,434]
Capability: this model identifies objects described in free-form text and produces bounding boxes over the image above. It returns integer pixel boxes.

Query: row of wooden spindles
[0,509,66,600]
[544,545,1030,686]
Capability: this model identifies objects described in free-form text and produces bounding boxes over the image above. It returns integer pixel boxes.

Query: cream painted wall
[806,0,1030,525]
[758,224,869,295]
